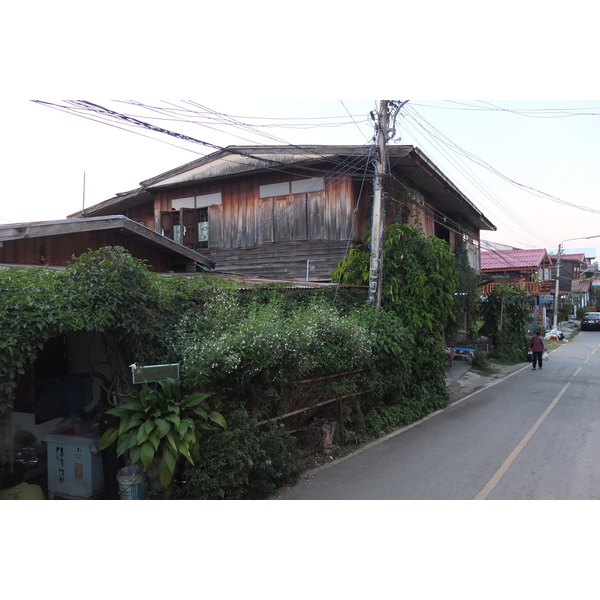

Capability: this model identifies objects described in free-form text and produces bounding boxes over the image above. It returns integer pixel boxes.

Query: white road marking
[474,382,572,500]
[574,367,582,377]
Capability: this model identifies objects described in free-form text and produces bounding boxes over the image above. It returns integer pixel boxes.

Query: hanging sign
[592,279,600,287]
[131,363,180,384]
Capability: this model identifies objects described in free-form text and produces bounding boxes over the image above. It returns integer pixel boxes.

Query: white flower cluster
[175,302,373,384]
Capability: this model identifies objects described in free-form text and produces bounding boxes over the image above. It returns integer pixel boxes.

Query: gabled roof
[67,188,153,220]
[553,253,586,263]
[70,145,496,232]
[572,280,591,293]
[548,247,596,260]
[481,249,551,271]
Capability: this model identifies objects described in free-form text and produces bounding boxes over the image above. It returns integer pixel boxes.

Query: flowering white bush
[174,301,373,390]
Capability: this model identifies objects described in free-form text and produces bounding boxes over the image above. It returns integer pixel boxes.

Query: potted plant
[99,378,226,490]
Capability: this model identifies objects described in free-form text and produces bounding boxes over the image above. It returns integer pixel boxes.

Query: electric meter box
[43,431,104,499]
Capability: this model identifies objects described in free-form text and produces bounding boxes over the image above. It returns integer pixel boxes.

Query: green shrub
[365,379,448,437]
[170,410,301,500]
[174,300,374,414]
[470,349,489,370]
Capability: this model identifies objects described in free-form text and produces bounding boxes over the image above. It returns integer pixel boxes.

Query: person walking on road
[528,330,545,370]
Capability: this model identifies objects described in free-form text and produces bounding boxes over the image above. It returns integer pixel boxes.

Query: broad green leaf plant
[99,378,226,488]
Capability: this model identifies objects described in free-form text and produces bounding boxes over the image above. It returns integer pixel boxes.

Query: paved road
[275,332,600,500]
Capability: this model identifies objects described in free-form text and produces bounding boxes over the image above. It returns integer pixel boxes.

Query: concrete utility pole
[368,101,389,309]
[553,243,562,330]
[368,100,409,309]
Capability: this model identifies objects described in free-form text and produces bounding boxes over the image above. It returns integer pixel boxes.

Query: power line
[406,102,600,216]
[210,144,378,264]
[33,100,288,166]
[339,100,372,143]
[399,105,559,248]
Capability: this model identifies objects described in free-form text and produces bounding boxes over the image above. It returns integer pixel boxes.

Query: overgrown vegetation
[332,223,459,434]
[450,241,482,340]
[0,268,62,412]
[169,410,301,500]
[172,299,373,415]
[2,234,464,498]
[0,247,173,414]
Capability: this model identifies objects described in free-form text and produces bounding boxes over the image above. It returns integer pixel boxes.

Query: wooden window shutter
[160,211,174,240]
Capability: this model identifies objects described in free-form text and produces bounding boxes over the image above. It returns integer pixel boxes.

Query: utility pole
[368,101,389,309]
[367,100,409,309]
[82,171,86,217]
[553,243,562,329]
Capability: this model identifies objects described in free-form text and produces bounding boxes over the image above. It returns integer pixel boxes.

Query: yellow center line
[474,382,571,500]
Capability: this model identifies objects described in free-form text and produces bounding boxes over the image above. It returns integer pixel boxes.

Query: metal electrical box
[43,430,104,499]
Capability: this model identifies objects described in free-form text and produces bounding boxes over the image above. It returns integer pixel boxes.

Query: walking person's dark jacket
[528,331,545,370]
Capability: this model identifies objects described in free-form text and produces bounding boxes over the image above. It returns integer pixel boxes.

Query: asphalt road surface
[275,331,600,500]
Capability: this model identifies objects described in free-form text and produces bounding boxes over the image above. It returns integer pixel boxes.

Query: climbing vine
[332,223,458,332]
[0,247,183,413]
[0,268,63,412]
[450,240,482,340]
[331,223,458,409]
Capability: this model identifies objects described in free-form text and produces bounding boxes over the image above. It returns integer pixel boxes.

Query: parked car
[580,312,600,331]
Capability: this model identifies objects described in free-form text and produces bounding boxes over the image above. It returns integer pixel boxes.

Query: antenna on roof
[82,171,86,218]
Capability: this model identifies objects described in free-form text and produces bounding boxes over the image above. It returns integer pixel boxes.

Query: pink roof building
[480,249,552,273]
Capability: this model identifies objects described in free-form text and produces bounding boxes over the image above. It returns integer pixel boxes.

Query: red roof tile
[558,253,586,262]
[572,280,591,292]
[481,249,549,271]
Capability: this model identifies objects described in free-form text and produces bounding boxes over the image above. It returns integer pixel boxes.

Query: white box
[44,432,104,499]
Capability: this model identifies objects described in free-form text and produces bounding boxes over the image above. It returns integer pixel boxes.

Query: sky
[4,99,600,261]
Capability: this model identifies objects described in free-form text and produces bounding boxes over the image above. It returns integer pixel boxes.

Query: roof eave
[0,216,214,269]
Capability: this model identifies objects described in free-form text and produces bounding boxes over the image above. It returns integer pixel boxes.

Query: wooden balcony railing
[480,280,555,295]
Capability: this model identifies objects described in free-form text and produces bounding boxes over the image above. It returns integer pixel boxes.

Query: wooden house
[0,215,213,271]
[551,253,586,294]
[480,249,555,295]
[69,145,496,280]
[551,252,589,314]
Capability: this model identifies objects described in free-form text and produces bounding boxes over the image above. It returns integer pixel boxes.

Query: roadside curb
[275,337,577,493]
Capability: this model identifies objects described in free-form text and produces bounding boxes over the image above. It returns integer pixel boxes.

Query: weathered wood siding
[0,231,169,271]
[152,171,357,258]
[124,201,154,230]
[202,240,360,280]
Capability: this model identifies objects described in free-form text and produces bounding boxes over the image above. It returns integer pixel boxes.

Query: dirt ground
[446,360,526,404]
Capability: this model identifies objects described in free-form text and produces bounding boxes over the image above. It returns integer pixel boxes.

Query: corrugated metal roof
[166,270,368,290]
[481,249,549,271]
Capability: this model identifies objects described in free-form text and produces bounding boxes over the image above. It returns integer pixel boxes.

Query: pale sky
[4,0,600,263]
[4,99,600,260]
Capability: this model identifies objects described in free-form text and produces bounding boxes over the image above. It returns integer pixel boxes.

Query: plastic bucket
[117,467,148,500]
